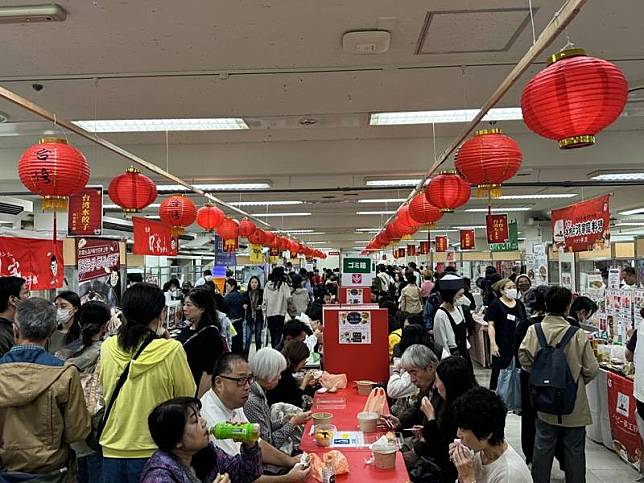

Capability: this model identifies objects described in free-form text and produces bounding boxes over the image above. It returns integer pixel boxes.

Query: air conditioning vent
[0,201,24,215]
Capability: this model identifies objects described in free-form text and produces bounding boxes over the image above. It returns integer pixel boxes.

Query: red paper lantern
[425,171,471,213]
[393,205,421,236]
[521,48,628,149]
[277,236,290,251]
[248,228,266,245]
[264,231,277,248]
[108,167,157,214]
[239,218,257,238]
[216,217,240,241]
[196,204,225,232]
[18,138,90,210]
[159,194,197,235]
[408,194,443,225]
[455,129,522,198]
[385,223,403,242]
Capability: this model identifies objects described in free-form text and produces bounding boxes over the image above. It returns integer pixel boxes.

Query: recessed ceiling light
[369,107,522,126]
[465,207,531,212]
[365,179,423,187]
[251,212,311,217]
[73,118,248,132]
[157,182,270,192]
[229,200,302,206]
[356,210,396,215]
[498,194,577,200]
[619,207,644,216]
[590,171,644,181]
[357,198,407,203]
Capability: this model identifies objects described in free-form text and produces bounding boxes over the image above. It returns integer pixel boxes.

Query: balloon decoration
[18,138,90,210]
[521,48,628,149]
[108,167,157,214]
[425,171,471,213]
[196,204,225,232]
[159,194,197,236]
[455,129,522,197]
[239,218,257,238]
[408,193,443,226]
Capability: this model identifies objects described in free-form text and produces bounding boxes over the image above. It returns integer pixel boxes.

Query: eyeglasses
[219,375,255,387]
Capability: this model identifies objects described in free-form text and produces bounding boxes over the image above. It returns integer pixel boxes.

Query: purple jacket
[140,442,262,483]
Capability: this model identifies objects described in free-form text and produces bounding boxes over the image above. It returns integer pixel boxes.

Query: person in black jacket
[224,278,245,354]
[567,296,598,328]
[266,340,315,409]
[242,276,263,354]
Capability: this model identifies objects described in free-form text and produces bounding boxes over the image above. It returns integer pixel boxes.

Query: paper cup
[311,412,333,427]
[356,380,376,396]
[372,446,397,469]
[357,411,379,432]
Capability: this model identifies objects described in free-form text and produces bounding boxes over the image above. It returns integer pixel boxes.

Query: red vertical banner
[269,247,280,257]
[406,244,416,256]
[486,214,509,244]
[551,194,610,252]
[607,372,640,470]
[398,247,406,258]
[0,233,63,290]
[68,186,103,236]
[435,236,448,252]
[460,229,476,250]
[419,241,430,255]
[132,216,178,256]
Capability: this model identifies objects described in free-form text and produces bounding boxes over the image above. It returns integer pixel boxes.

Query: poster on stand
[529,244,548,286]
[338,310,371,344]
[551,194,610,252]
[68,186,103,236]
[76,238,121,308]
[607,372,641,470]
[346,288,364,305]
[133,217,178,256]
[0,232,63,290]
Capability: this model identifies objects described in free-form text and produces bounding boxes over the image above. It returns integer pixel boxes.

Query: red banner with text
[133,217,178,256]
[551,194,610,252]
[0,234,63,290]
[407,244,416,256]
[435,236,448,252]
[68,186,103,236]
[419,241,430,255]
[460,229,476,250]
[607,371,640,470]
[486,214,509,244]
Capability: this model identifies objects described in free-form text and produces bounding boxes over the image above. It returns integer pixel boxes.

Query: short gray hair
[250,347,287,380]
[15,297,56,341]
[400,344,438,371]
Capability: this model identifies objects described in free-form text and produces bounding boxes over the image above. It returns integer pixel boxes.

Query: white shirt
[200,389,249,456]
[473,444,532,483]
[433,306,465,351]
[386,369,417,399]
[634,322,644,402]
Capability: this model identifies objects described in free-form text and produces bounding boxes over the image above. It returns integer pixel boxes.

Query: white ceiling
[0,0,643,250]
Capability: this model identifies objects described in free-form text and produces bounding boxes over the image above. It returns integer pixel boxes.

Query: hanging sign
[406,244,417,256]
[460,229,476,250]
[435,236,448,252]
[419,241,430,255]
[341,256,374,287]
[132,216,178,256]
[551,194,610,252]
[68,186,103,236]
[490,221,519,252]
[76,238,121,308]
[607,372,641,470]
[269,247,280,257]
[248,243,263,265]
[214,235,237,267]
[0,231,63,290]
[486,214,509,244]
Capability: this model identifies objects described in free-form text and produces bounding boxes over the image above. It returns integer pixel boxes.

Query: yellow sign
[249,244,264,265]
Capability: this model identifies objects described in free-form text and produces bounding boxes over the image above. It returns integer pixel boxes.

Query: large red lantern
[239,218,257,238]
[521,48,628,149]
[216,217,239,240]
[264,231,277,248]
[385,222,403,242]
[248,228,266,245]
[18,138,90,210]
[277,237,290,251]
[425,171,471,213]
[108,167,157,214]
[196,204,225,232]
[455,129,522,198]
[159,194,197,235]
[408,194,443,225]
[393,205,421,236]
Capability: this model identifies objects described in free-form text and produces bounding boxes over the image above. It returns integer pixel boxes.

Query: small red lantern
[277,237,290,252]
[425,171,471,213]
[196,204,225,232]
[108,167,157,214]
[385,223,403,242]
[393,205,421,236]
[455,129,522,198]
[18,138,90,210]
[248,228,266,245]
[239,218,257,238]
[159,194,197,236]
[216,217,239,240]
[408,194,443,225]
[521,48,628,149]
[264,231,277,248]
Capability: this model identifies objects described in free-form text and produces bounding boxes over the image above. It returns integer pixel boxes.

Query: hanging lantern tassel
[170,226,185,237]
[477,184,503,198]
[43,195,68,211]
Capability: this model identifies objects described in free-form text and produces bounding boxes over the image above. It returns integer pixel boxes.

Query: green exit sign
[343,257,371,274]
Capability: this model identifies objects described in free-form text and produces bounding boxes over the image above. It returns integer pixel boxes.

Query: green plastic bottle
[210,422,260,443]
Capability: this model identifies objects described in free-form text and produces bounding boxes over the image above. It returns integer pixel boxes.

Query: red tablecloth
[301,387,410,482]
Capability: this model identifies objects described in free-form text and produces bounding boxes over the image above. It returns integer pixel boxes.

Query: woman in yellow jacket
[99,283,196,483]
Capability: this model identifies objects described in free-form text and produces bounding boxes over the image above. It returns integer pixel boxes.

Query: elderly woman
[243,348,311,452]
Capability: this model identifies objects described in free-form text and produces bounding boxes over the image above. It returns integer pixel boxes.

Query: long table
[301,387,411,482]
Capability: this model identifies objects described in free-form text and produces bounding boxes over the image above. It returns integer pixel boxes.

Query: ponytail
[118,283,165,351]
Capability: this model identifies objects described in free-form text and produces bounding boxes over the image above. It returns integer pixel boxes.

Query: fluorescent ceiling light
[275,230,326,235]
[499,194,577,200]
[104,203,161,209]
[619,207,644,216]
[358,198,407,203]
[452,225,486,229]
[354,240,373,243]
[73,118,248,132]
[251,212,311,217]
[356,210,396,215]
[157,182,270,192]
[355,228,381,232]
[230,200,302,206]
[370,107,523,126]
[466,207,531,212]
[590,172,644,181]
[616,222,644,226]
[611,235,635,242]
[147,215,160,219]
[365,179,422,187]
[307,241,328,245]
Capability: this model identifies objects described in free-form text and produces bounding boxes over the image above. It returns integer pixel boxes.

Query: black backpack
[529,323,579,422]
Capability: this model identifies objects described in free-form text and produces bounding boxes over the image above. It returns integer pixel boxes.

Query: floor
[472,365,642,483]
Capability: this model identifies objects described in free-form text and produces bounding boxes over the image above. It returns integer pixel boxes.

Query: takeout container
[311,412,333,427]
[357,411,379,432]
[356,380,376,396]
[314,424,336,448]
[372,445,397,469]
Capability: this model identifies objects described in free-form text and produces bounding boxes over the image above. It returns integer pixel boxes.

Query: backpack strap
[534,323,549,349]
[556,325,580,349]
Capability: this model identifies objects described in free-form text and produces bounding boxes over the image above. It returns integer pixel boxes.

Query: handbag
[496,358,522,412]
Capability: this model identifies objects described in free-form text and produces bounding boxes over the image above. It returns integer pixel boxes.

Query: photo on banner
[0,231,64,290]
[551,194,610,252]
[76,237,121,308]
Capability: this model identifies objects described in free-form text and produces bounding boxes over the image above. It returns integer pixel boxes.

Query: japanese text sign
[343,257,371,274]
[490,221,519,252]
[551,194,610,252]
[132,216,178,256]
[460,229,476,250]
[68,186,103,236]
[76,238,120,282]
[486,214,509,244]
[607,372,641,470]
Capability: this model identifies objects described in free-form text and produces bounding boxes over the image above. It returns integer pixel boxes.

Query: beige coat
[519,315,599,427]
[399,284,423,314]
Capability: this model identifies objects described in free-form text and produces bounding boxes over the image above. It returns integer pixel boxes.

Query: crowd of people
[0,260,633,483]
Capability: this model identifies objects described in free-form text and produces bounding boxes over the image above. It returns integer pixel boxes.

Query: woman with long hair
[266,340,315,408]
[287,273,310,318]
[262,266,292,348]
[242,275,264,354]
[224,278,245,354]
[99,283,196,483]
[49,291,82,356]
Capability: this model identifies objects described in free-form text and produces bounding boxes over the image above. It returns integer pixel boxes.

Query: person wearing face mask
[99,283,196,483]
[48,291,81,356]
[515,274,532,300]
[433,275,474,366]
[566,296,598,328]
[484,278,527,390]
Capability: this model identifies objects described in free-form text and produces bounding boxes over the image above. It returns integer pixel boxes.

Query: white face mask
[504,288,519,300]
[455,296,469,306]
[56,308,72,325]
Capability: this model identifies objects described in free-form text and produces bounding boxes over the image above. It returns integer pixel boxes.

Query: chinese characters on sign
[435,236,448,252]
[68,186,103,236]
[486,214,509,244]
[459,229,476,250]
[406,244,417,256]
[342,258,371,274]
[419,241,430,255]
[132,216,178,256]
[76,238,121,308]
[489,221,519,252]
[551,195,610,252]
[607,372,641,470]
[341,256,374,287]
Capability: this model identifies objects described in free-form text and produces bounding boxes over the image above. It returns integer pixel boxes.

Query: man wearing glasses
[201,353,310,482]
